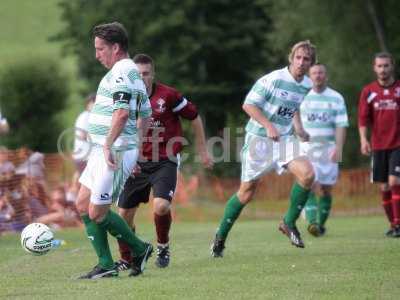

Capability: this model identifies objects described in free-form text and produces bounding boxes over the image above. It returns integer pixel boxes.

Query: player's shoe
[129,243,153,277]
[78,265,118,279]
[391,225,400,238]
[211,235,225,257]
[385,227,395,237]
[307,223,321,237]
[114,259,131,271]
[279,222,305,248]
[155,245,170,268]
[319,226,326,236]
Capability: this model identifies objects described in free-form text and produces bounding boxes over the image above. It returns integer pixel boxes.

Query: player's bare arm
[332,127,346,162]
[358,126,371,156]
[103,108,129,169]
[293,111,310,142]
[191,115,213,169]
[242,103,279,141]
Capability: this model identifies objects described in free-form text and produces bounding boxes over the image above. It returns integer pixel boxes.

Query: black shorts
[117,160,178,209]
[372,148,400,183]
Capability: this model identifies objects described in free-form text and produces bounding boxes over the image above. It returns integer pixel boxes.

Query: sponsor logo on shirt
[307,112,331,123]
[279,91,289,99]
[373,99,398,110]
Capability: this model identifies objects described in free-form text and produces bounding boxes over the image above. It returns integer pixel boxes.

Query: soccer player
[75,22,153,279]
[211,40,316,257]
[116,54,213,270]
[0,108,9,135]
[73,93,96,174]
[300,64,348,236]
[358,52,400,237]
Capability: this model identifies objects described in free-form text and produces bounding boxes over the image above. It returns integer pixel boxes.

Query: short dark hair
[310,63,327,71]
[374,52,395,65]
[133,53,154,66]
[93,22,129,52]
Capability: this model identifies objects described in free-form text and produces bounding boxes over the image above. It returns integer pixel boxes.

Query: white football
[21,223,54,255]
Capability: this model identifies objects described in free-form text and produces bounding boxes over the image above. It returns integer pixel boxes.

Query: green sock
[284,182,311,228]
[81,215,114,270]
[318,195,332,226]
[305,192,317,224]
[216,194,245,240]
[98,210,146,256]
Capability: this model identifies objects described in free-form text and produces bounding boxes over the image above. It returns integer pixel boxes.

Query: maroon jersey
[142,83,198,160]
[358,80,400,150]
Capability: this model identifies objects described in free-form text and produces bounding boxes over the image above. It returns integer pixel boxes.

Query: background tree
[263,0,400,167]
[0,58,68,152]
[56,0,400,170]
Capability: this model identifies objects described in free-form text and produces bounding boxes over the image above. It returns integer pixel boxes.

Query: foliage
[263,0,400,167]
[0,58,68,152]
[55,0,400,170]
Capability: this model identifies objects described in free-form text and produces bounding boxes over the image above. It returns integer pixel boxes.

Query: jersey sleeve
[171,89,198,120]
[334,95,349,128]
[358,87,372,127]
[111,66,135,111]
[243,76,273,108]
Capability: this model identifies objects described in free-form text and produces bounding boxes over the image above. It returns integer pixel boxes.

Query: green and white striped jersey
[244,67,312,137]
[88,58,152,150]
[300,87,349,144]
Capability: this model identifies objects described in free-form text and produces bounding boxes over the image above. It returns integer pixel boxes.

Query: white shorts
[79,147,138,205]
[301,142,338,186]
[241,133,304,182]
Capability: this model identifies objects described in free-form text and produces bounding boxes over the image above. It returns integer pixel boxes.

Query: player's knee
[88,209,106,223]
[118,207,134,223]
[300,168,315,188]
[237,186,256,204]
[76,200,89,215]
[154,198,171,215]
[388,177,400,188]
[320,187,331,197]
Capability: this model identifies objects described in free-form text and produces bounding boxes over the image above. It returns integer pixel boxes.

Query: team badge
[383,89,390,96]
[155,98,166,113]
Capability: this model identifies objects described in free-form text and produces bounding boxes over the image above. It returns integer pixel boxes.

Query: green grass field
[0,216,399,300]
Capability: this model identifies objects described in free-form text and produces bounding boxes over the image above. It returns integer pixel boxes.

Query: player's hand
[103,146,117,170]
[200,151,214,169]
[131,164,141,177]
[360,139,371,156]
[296,129,310,142]
[265,124,280,141]
[329,146,342,163]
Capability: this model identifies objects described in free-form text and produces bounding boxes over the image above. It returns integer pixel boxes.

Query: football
[20,223,54,256]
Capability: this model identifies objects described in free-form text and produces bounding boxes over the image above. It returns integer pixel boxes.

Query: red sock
[117,240,132,263]
[382,190,394,227]
[391,186,400,226]
[117,226,134,263]
[154,211,172,245]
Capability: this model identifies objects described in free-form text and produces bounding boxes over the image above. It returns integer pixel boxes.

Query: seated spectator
[21,177,50,219]
[36,186,81,229]
[5,174,31,232]
[15,147,45,184]
[0,193,14,233]
[0,147,15,180]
